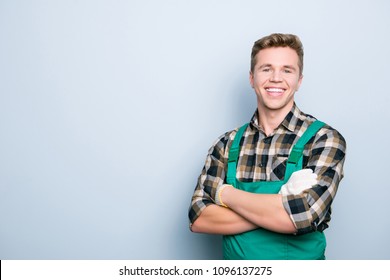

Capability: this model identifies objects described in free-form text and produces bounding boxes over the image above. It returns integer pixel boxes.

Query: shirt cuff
[282,194,313,235]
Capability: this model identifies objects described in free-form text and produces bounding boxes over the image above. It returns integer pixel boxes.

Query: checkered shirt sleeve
[282,126,346,234]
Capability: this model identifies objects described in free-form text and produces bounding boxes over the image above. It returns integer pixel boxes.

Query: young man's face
[250,47,303,114]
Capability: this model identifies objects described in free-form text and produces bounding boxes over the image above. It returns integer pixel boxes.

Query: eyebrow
[258,64,272,69]
[283,65,297,71]
[258,64,297,71]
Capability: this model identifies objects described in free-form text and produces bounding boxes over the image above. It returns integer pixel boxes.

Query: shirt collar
[250,103,304,133]
[281,103,303,132]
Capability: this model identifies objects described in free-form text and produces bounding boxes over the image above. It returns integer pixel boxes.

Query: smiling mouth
[265,87,285,96]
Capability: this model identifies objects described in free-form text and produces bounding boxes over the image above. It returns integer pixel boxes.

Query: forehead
[255,47,299,67]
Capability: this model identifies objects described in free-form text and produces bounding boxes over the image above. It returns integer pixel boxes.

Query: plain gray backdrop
[1,0,389,259]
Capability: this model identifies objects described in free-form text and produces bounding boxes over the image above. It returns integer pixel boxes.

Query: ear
[249,71,254,88]
[296,74,303,91]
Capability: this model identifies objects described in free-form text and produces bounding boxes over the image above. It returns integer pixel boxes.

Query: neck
[257,104,294,136]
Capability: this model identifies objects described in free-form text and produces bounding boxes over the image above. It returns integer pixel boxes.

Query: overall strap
[226,123,248,185]
[284,120,326,181]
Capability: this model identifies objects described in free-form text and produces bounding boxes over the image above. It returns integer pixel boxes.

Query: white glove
[279,169,318,196]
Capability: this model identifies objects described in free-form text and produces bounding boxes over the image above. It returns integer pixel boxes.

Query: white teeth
[266,88,284,92]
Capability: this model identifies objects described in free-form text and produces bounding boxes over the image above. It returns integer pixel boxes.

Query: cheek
[253,75,268,86]
[288,78,302,90]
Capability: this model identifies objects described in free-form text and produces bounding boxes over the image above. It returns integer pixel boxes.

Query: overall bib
[223,120,326,260]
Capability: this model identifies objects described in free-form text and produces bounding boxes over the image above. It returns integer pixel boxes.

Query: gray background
[1,0,389,259]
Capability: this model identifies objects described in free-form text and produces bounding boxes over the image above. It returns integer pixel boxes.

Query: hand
[279,169,318,196]
[215,184,232,207]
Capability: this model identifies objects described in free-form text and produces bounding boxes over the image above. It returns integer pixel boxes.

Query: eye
[262,68,271,72]
[283,69,292,73]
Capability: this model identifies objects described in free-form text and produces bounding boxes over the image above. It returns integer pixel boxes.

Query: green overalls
[223,120,326,260]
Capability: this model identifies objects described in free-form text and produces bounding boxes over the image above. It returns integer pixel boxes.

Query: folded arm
[190,204,257,235]
[220,189,297,234]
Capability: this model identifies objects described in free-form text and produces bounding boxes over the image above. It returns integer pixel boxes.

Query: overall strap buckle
[287,146,304,164]
[228,147,239,163]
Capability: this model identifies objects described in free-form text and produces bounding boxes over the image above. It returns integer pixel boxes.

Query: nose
[270,70,282,82]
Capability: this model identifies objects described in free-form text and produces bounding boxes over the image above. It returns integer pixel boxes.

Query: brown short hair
[250,33,304,76]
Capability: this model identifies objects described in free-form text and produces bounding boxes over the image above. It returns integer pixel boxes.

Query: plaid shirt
[189,103,346,235]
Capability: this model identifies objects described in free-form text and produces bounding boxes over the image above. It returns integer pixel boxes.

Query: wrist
[216,184,232,208]
[220,184,233,207]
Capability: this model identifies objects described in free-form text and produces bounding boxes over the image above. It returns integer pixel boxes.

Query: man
[188,33,346,260]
